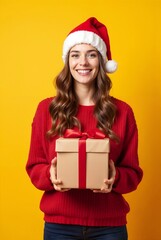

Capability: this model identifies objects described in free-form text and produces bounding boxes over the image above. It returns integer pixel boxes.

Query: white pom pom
[105,60,118,73]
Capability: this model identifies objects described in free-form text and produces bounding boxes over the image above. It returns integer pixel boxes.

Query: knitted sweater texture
[26,97,143,226]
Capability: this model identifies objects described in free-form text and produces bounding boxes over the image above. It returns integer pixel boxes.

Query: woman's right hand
[49,157,71,192]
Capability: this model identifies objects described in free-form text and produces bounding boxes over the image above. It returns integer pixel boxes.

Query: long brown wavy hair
[48,52,119,142]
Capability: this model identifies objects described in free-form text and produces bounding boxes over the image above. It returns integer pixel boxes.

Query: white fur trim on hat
[62,30,107,62]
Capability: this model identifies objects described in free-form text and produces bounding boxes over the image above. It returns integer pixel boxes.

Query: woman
[26,17,143,240]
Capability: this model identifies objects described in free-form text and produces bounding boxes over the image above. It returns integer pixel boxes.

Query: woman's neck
[75,83,95,106]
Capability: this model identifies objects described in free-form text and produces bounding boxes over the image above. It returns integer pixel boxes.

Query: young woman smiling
[26,17,143,240]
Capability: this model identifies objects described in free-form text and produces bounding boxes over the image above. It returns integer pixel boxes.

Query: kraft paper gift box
[56,138,110,189]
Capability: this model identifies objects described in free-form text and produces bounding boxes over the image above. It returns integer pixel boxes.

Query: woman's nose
[79,55,88,66]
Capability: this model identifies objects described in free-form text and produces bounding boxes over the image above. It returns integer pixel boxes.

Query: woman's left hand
[93,160,116,193]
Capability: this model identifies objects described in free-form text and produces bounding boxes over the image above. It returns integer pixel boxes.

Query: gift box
[56,137,110,189]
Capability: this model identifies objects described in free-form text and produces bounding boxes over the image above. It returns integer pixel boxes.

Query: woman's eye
[70,54,80,58]
[87,53,97,58]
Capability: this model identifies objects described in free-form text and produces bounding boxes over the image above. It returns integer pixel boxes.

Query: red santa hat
[62,17,117,73]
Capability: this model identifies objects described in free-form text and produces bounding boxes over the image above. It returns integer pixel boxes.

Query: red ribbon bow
[64,128,106,139]
[64,128,106,188]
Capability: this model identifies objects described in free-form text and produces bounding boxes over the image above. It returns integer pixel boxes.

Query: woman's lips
[76,69,91,75]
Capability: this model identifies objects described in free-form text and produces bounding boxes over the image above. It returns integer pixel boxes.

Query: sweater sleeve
[112,105,143,194]
[26,99,54,191]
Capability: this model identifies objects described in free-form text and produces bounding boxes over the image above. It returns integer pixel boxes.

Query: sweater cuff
[46,165,55,190]
[113,168,120,187]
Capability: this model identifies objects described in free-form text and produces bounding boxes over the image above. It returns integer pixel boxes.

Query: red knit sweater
[26,97,143,226]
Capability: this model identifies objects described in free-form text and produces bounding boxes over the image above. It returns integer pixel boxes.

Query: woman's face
[69,44,99,87]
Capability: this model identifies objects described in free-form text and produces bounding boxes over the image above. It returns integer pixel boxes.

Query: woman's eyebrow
[70,50,79,53]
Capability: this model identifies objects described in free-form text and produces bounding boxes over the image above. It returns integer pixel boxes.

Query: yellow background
[0,0,161,239]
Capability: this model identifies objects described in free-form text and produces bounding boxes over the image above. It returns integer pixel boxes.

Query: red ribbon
[64,129,106,189]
